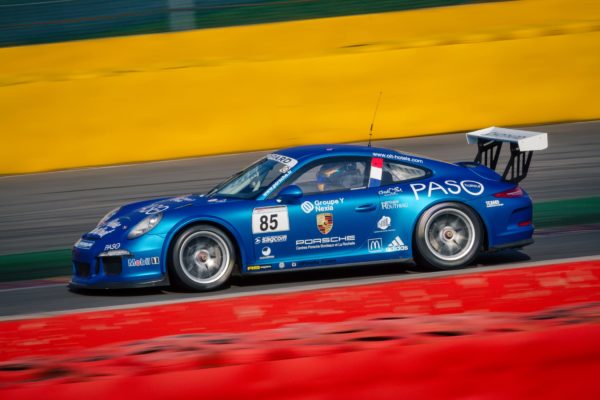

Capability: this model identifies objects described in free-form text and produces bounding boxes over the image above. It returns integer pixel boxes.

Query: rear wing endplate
[466,127,548,183]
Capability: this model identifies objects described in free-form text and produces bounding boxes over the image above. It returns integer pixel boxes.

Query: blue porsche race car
[71,127,548,291]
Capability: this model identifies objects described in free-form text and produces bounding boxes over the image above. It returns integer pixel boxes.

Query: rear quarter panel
[377,158,532,254]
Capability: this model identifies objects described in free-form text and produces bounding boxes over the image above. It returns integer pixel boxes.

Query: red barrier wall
[1,260,599,399]
[2,314,599,399]
[1,260,599,361]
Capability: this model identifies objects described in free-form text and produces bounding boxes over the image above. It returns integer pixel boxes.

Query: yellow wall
[0,0,599,174]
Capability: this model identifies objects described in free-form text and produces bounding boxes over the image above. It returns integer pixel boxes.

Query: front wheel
[414,202,482,270]
[171,225,236,291]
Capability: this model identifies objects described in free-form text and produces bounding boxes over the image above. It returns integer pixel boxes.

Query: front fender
[161,215,249,271]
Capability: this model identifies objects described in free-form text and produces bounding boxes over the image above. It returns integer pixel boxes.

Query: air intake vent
[102,257,123,276]
[74,262,91,277]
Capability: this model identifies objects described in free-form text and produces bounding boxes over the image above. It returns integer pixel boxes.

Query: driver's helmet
[316,162,359,191]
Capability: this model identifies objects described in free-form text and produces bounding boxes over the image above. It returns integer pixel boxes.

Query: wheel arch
[163,217,246,277]
[411,199,489,259]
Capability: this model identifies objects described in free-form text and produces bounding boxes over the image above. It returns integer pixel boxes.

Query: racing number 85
[252,206,290,234]
[259,214,278,231]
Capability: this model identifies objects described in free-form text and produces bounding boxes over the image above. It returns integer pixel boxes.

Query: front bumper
[69,275,169,290]
[71,233,168,289]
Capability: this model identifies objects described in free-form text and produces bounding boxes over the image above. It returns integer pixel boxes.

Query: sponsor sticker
[296,235,356,251]
[103,243,121,252]
[316,213,334,235]
[140,204,169,215]
[170,195,195,203]
[262,170,293,198]
[381,200,408,210]
[248,265,272,271]
[252,206,290,234]
[410,180,485,201]
[386,236,408,252]
[486,199,504,208]
[127,257,160,267]
[255,234,288,244]
[301,198,345,214]
[74,239,94,250]
[301,201,315,213]
[89,219,122,238]
[378,186,403,196]
[260,246,274,260]
[138,196,195,215]
[377,216,391,230]
[372,152,423,164]
[368,238,383,253]
[266,153,298,168]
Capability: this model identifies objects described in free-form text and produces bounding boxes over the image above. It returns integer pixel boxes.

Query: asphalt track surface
[0,121,599,318]
[0,229,599,319]
[1,120,599,256]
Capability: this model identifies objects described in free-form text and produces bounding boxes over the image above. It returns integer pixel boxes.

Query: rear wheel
[414,202,482,270]
[171,225,236,291]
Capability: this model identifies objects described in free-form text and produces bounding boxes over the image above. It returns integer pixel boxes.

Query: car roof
[275,144,403,161]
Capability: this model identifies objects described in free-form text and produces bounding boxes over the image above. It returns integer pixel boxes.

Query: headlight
[127,213,162,239]
[98,207,120,226]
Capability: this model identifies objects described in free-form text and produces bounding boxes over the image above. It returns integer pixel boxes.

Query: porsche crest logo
[316,213,333,235]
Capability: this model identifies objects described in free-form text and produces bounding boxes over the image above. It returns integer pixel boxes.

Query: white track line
[1,254,598,322]
[0,282,67,293]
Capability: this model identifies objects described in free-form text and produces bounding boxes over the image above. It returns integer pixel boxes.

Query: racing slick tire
[171,224,236,291]
[414,202,482,270]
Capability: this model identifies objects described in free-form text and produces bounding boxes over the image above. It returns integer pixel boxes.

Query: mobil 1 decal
[252,206,290,234]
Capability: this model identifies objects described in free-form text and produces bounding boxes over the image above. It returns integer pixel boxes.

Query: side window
[284,157,369,196]
[381,161,427,186]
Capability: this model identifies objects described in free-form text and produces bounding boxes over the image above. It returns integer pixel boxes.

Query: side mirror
[277,185,303,203]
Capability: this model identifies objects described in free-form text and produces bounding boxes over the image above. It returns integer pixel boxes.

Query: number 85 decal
[252,206,290,234]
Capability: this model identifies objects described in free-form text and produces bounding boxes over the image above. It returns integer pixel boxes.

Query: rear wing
[466,127,548,183]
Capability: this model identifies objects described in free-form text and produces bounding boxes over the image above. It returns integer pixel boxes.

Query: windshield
[207,154,297,199]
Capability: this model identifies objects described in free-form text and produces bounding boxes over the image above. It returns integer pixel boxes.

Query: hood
[132,194,202,215]
[129,194,240,214]
[82,194,235,240]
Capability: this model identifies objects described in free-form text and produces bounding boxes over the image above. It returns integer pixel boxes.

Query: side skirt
[242,258,413,275]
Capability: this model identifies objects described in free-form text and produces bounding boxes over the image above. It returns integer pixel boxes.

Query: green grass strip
[3,1,478,47]
[0,196,598,282]
[0,249,72,283]
[191,0,477,31]
[534,196,600,229]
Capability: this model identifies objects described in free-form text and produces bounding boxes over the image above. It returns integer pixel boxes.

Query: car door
[375,159,430,258]
[250,156,389,270]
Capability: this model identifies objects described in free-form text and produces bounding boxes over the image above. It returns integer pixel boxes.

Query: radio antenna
[368,91,383,147]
